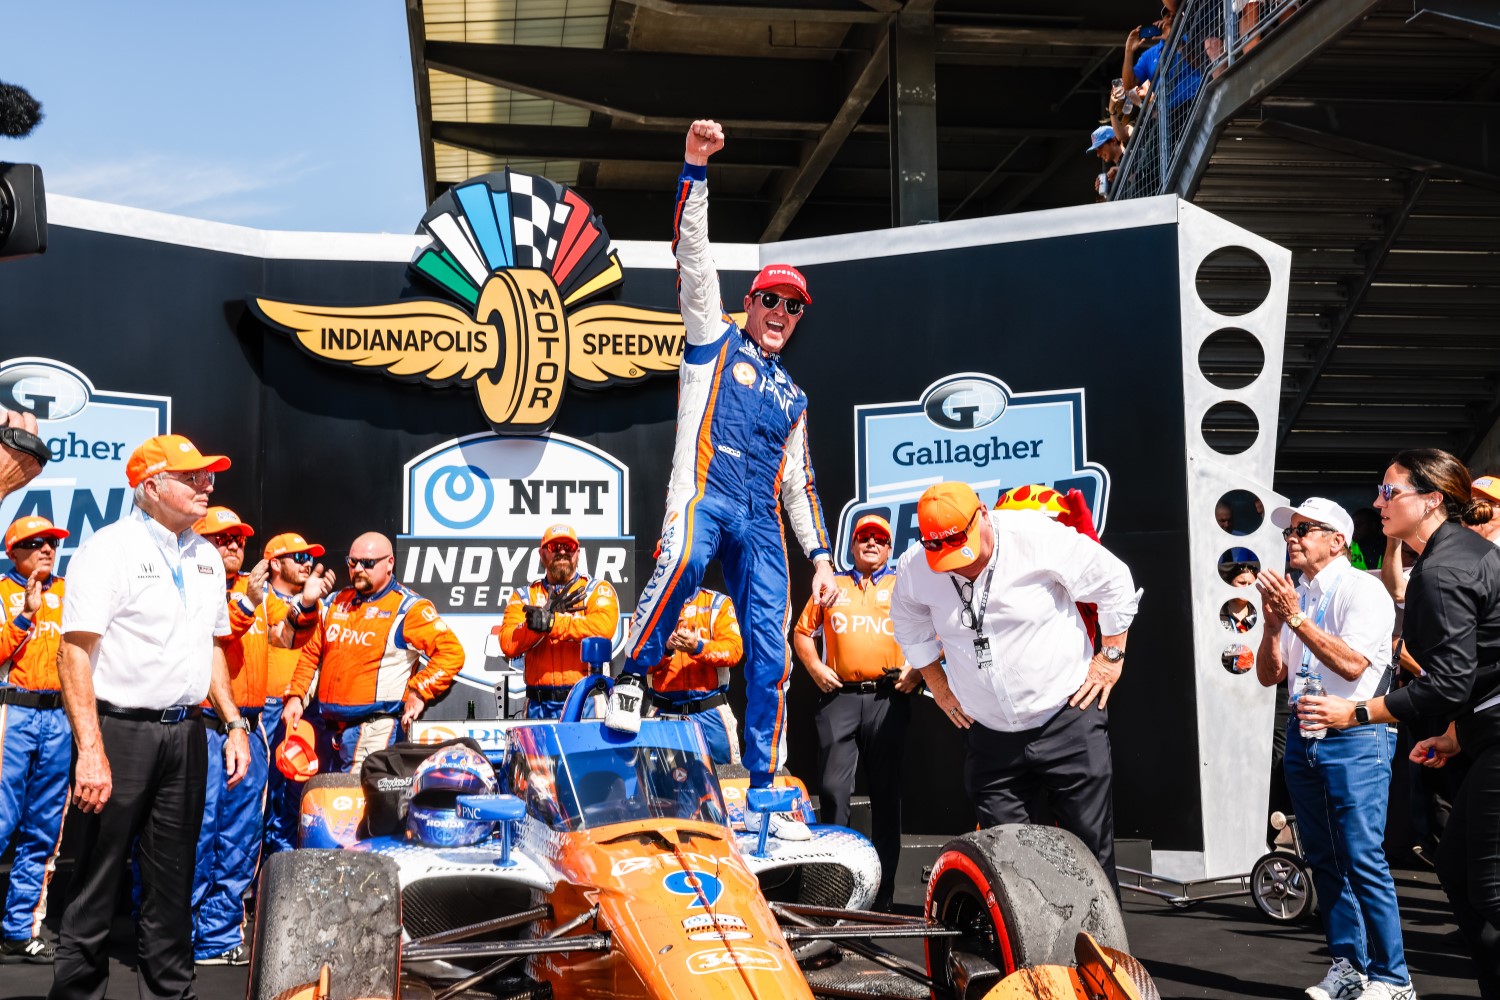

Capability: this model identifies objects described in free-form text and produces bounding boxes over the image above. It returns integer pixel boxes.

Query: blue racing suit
[192,715,269,958]
[0,570,69,944]
[622,162,832,786]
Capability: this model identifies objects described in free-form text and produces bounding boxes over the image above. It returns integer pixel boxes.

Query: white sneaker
[743,808,812,842]
[605,675,644,734]
[1359,981,1416,1000]
[1307,958,1367,1000]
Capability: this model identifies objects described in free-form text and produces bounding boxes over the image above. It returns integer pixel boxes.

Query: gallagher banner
[0,356,170,571]
[833,372,1110,568]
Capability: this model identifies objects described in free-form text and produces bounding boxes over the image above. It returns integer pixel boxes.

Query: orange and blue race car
[247,643,1160,1000]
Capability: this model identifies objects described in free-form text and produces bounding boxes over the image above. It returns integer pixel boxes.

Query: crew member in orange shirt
[281,532,463,772]
[792,514,917,911]
[499,524,620,719]
[0,516,68,963]
[190,506,267,965]
[257,533,334,856]
[649,581,743,765]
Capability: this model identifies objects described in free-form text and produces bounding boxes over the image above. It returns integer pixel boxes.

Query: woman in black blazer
[1301,447,1500,996]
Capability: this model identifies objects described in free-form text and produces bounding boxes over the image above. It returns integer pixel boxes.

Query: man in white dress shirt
[888,481,1139,881]
[49,434,251,1000]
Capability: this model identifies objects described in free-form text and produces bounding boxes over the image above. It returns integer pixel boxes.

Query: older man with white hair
[1256,497,1413,1000]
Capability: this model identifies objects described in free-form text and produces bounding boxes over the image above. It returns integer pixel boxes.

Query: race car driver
[281,532,463,771]
[258,532,334,857]
[648,576,743,767]
[0,515,69,964]
[190,506,269,965]
[610,120,839,841]
[499,524,620,719]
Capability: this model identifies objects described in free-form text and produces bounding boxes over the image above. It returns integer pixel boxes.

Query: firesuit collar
[842,565,893,587]
[5,568,57,590]
[352,577,399,606]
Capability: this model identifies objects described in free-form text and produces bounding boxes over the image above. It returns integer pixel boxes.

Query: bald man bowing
[279,532,464,772]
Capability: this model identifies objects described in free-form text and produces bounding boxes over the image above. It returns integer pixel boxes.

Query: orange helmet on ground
[276,720,319,782]
[995,484,1071,517]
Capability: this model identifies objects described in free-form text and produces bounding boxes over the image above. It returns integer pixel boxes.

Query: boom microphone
[0,82,43,138]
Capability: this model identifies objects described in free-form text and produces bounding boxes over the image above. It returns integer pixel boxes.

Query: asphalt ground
[0,846,1477,999]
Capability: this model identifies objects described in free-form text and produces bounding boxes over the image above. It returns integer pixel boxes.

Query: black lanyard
[950,565,996,639]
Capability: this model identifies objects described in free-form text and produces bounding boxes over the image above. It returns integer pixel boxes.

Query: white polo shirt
[890,508,1140,731]
[62,506,231,710]
[1280,555,1394,704]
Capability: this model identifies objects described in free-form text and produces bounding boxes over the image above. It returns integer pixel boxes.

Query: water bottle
[1299,670,1328,740]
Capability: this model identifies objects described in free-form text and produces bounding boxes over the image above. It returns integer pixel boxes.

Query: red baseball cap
[852,514,892,541]
[194,506,254,538]
[749,264,812,305]
[126,434,230,487]
[264,532,325,560]
[917,482,986,573]
[5,515,68,553]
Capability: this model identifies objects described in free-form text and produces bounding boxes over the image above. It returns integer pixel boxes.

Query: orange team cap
[264,532,326,560]
[852,514,892,541]
[917,482,986,573]
[276,720,320,782]
[540,523,579,548]
[748,264,812,304]
[126,434,230,488]
[1474,477,1500,504]
[5,515,69,552]
[193,506,254,538]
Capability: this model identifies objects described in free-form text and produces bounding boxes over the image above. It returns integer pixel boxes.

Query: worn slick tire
[925,824,1127,997]
[247,849,402,1000]
[306,771,362,791]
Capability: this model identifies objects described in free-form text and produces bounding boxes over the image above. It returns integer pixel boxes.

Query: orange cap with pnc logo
[276,720,320,783]
[264,532,326,560]
[1473,477,1500,504]
[193,506,254,538]
[126,434,230,488]
[5,515,69,553]
[540,523,578,548]
[852,514,892,541]
[917,482,986,573]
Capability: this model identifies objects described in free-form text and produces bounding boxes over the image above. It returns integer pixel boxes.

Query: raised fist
[685,119,725,166]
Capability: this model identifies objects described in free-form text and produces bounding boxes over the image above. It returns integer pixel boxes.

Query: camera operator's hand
[524,604,555,634]
[0,409,47,500]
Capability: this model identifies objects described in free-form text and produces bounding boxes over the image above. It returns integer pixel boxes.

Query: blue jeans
[1283,718,1410,985]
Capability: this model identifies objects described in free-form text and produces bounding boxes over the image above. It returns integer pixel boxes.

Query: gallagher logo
[250,171,739,434]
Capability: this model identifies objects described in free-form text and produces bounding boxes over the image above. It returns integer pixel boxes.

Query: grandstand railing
[1111,0,1310,201]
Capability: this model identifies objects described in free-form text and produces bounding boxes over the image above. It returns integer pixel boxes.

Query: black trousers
[50,714,207,1000]
[1437,735,1500,997]
[813,687,910,907]
[963,704,1116,885]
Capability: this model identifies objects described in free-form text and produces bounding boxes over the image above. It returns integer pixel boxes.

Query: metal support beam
[1408,0,1500,46]
[1150,0,1383,199]
[405,0,438,204]
[888,9,939,225]
[1276,173,1430,450]
[1258,98,1500,191]
[626,0,891,22]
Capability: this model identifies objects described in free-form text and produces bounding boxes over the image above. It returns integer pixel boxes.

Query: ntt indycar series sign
[0,357,170,570]
[396,432,636,694]
[834,372,1110,567]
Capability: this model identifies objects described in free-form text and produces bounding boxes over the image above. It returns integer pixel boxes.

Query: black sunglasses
[346,556,389,569]
[11,536,56,551]
[921,509,979,552]
[1281,522,1334,540]
[756,291,805,315]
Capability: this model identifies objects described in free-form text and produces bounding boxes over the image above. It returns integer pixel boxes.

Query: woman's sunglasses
[1375,483,1417,502]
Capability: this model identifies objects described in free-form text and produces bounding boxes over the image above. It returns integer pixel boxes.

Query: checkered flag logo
[508,172,573,269]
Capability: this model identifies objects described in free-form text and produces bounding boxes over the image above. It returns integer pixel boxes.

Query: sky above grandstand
[5,0,425,233]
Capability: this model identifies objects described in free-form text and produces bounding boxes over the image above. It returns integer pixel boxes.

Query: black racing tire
[925,825,1127,999]
[247,849,402,1000]
[1250,850,1317,923]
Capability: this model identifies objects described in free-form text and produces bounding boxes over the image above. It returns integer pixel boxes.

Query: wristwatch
[1100,646,1125,664]
[1354,701,1371,726]
[1286,612,1309,630]
[225,717,251,734]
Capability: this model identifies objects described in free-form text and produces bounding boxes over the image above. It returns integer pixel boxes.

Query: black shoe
[196,943,249,966]
[0,936,55,964]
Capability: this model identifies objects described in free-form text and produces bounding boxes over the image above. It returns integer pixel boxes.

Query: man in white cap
[1256,497,1413,1000]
